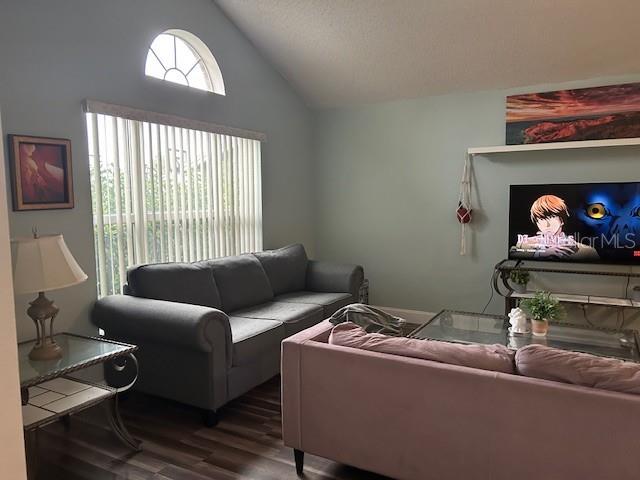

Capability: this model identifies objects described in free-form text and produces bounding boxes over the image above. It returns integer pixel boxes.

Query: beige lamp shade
[12,234,87,294]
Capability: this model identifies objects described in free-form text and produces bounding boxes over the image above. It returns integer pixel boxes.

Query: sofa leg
[294,449,304,476]
[202,409,218,427]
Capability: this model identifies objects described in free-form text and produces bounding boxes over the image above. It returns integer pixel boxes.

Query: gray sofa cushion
[228,316,285,367]
[208,254,274,312]
[253,244,308,295]
[275,291,353,318]
[233,301,323,337]
[126,262,222,308]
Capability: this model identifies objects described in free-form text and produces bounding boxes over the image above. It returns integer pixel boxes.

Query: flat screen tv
[509,182,640,264]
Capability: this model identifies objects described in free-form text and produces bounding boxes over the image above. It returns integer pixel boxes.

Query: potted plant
[520,292,564,337]
[509,268,530,294]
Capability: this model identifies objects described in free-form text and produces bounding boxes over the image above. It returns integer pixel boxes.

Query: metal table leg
[104,394,141,451]
[24,429,38,480]
[103,353,142,451]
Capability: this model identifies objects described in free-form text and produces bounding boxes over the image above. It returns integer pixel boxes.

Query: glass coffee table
[409,309,640,362]
[360,307,435,337]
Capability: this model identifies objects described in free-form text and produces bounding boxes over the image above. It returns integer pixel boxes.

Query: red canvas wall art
[9,135,74,210]
[506,82,640,145]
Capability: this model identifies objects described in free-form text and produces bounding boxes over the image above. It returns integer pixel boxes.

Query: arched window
[145,29,225,95]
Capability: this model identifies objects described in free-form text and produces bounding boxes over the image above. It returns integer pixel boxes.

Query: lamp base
[26,292,63,361]
[29,340,63,361]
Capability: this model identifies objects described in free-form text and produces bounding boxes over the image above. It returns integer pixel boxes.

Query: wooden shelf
[510,291,640,308]
[468,137,640,155]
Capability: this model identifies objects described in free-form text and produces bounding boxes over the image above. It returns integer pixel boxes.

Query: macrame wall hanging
[456,154,473,255]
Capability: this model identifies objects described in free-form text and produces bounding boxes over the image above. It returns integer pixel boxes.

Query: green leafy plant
[520,292,564,321]
[509,268,530,286]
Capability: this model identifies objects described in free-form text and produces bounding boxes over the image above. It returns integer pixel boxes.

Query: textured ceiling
[215,0,640,108]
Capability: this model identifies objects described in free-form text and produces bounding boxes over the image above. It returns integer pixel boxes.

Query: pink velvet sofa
[282,320,640,480]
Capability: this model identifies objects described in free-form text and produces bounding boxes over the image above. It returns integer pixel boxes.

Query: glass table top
[362,321,425,337]
[507,323,639,362]
[411,310,508,345]
[19,334,136,387]
[410,310,640,362]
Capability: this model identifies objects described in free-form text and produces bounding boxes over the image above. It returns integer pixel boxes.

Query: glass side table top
[19,333,137,388]
[410,309,640,362]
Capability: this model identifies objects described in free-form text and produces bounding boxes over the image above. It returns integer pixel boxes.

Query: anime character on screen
[511,195,599,260]
[576,183,640,257]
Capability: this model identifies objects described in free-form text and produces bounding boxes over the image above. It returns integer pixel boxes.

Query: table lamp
[12,232,87,360]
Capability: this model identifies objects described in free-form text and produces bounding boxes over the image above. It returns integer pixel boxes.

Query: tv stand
[493,259,640,318]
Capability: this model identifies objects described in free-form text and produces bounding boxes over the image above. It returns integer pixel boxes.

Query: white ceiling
[215,0,640,108]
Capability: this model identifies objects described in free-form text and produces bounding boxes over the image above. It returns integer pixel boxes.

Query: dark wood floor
[34,376,390,480]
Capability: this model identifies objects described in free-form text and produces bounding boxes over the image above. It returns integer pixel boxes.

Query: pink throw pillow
[515,344,640,395]
[329,322,515,374]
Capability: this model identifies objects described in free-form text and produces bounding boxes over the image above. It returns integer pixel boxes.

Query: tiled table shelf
[22,377,113,430]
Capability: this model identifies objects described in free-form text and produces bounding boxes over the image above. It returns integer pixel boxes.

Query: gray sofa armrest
[91,295,232,364]
[306,260,364,301]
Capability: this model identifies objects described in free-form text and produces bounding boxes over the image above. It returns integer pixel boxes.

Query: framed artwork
[506,82,640,145]
[8,135,74,211]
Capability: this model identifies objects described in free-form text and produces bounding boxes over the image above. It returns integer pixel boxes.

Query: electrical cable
[481,273,495,314]
[581,304,596,328]
[620,267,632,330]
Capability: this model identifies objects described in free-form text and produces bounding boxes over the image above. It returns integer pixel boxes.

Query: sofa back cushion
[253,244,308,295]
[127,262,222,308]
[208,254,274,312]
[515,344,640,395]
[329,322,515,374]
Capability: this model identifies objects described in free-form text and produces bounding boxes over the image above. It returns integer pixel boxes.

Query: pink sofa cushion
[515,344,640,395]
[328,322,515,374]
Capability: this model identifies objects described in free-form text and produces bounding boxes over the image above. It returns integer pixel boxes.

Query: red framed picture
[8,135,74,211]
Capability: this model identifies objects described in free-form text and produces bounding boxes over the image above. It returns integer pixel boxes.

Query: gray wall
[3,0,639,338]
[314,74,640,328]
[0,0,315,340]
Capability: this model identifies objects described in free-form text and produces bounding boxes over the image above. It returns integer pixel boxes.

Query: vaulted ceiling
[215,0,640,108]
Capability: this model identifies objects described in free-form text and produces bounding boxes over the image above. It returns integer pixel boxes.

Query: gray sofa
[91,244,364,425]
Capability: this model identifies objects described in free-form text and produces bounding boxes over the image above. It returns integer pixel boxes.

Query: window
[86,110,262,297]
[145,29,225,94]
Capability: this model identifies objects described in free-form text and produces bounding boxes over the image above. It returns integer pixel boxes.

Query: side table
[19,333,141,478]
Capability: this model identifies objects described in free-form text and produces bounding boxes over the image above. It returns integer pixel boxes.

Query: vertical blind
[86,112,262,297]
